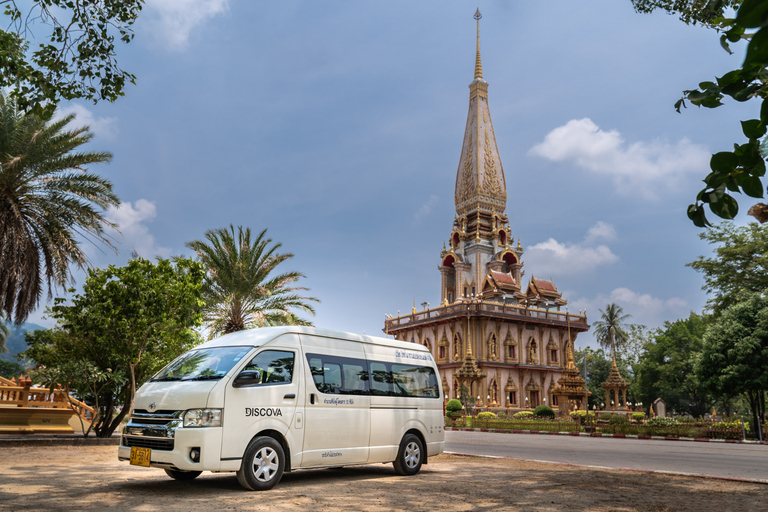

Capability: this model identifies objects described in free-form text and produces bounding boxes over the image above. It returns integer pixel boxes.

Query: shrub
[513,411,534,420]
[533,405,555,418]
[445,399,463,414]
[569,410,595,424]
[646,417,679,427]
[608,414,630,426]
[477,412,497,420]
[712,419,751,434]
[631,413,646,422]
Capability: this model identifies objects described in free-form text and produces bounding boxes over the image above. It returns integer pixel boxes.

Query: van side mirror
[233,370,261,388]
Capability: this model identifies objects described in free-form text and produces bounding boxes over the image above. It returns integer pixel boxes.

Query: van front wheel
[236,436,285,491]
[393,433,423,476]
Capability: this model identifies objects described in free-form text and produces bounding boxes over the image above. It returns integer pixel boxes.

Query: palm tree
[0,312,10,353]
[186,225,319,338]
[0,95,118,326]
[593,303,632,359]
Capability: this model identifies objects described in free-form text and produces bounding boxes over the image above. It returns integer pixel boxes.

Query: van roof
[199,326,432,353]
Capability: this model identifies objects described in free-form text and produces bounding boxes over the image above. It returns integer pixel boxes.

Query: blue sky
[29,1,758,349]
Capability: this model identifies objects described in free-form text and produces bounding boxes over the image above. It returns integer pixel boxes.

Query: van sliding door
[298,335,371,467]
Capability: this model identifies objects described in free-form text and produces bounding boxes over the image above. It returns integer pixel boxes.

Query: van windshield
[151,347,253,381]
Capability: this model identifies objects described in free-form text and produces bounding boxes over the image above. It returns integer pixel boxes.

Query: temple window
[550,349,558,363]
[509,391,516,405]
[507,345,516,359]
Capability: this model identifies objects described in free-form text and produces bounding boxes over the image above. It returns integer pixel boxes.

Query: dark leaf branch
[679,0,768,226]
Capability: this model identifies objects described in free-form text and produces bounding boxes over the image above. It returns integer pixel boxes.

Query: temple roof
[526,277,565,304]
[454,10,507,217]
[488,270,520,291]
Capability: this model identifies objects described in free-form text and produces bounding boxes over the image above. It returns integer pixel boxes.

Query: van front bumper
[118,426,225,472]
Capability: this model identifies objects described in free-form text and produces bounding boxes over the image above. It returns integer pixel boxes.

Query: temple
[383,10,590,414]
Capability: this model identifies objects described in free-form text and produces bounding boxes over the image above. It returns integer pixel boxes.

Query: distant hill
[1,322,44,363]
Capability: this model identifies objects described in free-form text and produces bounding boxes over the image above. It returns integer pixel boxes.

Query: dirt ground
[0,446,765,512]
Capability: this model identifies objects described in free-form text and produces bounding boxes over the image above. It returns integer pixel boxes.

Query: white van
[117,326,445,490]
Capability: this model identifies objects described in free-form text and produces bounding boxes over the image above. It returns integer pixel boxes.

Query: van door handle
[284,394,295,399]
[310,393,316,404]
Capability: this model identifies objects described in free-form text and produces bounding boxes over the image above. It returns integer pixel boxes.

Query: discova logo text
[245,407,283,417]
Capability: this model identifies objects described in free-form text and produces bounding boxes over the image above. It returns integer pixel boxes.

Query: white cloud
[568,287,689,342]
[529,118,710,200]
[106,200,172,259]
[53,103,118,139]
[413,195,438,224]
[585,220,616,243]
[145,0,230,51]
[526,221,619,276]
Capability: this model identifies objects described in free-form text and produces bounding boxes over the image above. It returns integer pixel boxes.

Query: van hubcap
[404,442,420,469]
[251,447,279,482]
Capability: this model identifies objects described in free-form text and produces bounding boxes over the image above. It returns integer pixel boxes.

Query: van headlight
[183,409,223,427]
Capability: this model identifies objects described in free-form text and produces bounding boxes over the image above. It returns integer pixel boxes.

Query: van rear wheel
[236,436,285,491]
[164,469,201,480]
[393,433,423,476]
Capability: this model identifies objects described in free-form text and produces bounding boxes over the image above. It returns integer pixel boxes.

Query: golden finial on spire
[474,9,483,80]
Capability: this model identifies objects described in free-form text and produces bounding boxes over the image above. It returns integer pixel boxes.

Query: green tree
[24,257,204,437]
[687,221,768,316]
[633,0,768,226]
[631,1,742,27]
[186,225,319,338]
[592,303,632,359]
[0,95,118,327]
[0,358,23,379]
[0,0,144,115]
[697,292,768,435]
[634,312,715,417]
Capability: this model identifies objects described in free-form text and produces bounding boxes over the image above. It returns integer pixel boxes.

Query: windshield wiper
[185,375,223,381]
[151,376,183,382]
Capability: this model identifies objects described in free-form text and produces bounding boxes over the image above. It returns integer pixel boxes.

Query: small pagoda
[602,354,629,412]
[552,337,590,416]
[455,326,486,404]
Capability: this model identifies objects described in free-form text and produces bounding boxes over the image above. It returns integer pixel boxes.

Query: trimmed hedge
[533,405,555,418]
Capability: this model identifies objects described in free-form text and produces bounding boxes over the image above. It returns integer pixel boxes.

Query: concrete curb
[0,435,121,447]
[444,451,768,485]
[447,427,767,445]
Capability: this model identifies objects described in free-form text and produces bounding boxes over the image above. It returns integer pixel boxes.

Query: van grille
[123,436,175,451]
[122,409,182,451]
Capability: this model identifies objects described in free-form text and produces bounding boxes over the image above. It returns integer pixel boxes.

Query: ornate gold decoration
[453,332,463,361]
[456,131,475,206]
[487,332,498,362]
[482,127,503,198]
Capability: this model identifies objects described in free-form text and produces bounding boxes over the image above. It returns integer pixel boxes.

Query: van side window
[306,354,369,395]
[243,350,295,384]
[391,364,439,398]
[306,353,438,398]
[369,362,391,395]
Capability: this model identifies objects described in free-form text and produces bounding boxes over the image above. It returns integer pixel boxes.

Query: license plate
[130,446,151,467]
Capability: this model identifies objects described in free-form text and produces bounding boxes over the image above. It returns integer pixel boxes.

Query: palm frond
[187,225,320,338]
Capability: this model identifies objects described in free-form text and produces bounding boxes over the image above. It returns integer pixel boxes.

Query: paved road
[445,430,768,482]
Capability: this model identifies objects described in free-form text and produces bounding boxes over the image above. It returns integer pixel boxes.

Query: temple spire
[454,9,506,217]
[474,9,483,79]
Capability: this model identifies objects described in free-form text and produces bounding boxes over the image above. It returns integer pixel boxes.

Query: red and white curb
[446,427,767,445]
[444,451,768,485]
